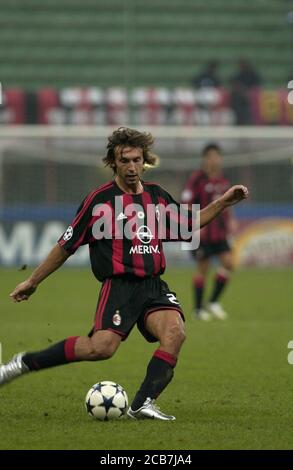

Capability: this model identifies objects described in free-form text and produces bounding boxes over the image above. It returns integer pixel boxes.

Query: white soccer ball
[85,381,128,421]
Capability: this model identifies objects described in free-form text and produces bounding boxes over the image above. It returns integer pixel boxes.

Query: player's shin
[22,336,79,371]
[210,268,230,303]
[193,274,205,311]
[130,349,177,411]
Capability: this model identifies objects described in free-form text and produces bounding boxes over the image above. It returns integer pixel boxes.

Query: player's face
[114,146,144,188]
[203,150,223,175]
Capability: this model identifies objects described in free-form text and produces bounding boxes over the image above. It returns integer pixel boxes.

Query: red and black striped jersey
[58,180,195,281]
[181,169,230,243]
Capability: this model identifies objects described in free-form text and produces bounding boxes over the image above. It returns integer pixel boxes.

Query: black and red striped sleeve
[58,198,93,254]
[58,188,106,254]
[58,182,115,254]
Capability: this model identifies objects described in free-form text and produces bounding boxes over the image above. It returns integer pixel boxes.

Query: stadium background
[0,0,293,450]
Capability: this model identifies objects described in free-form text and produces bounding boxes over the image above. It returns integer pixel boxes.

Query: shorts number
[166,293,180,305]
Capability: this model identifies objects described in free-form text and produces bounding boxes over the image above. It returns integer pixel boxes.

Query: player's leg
[128,309,185,420]
[193,256,211,320]
[0,330,121,386]
[207,247,234,320]
[74,330,121,360]
[0,278,126,386]
[23,330,121,367]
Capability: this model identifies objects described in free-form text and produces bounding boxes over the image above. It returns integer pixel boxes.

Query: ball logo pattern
[85,381,128,420]
[63,225,73,241]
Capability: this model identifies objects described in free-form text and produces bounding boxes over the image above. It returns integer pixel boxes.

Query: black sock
[22,336,79,371]
[131,349,177,411]
[193,275,204,311]
[210,272,229,303]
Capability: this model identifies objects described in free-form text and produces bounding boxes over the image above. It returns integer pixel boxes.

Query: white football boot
[194,309,212,321]
[0,352,29,386]
[207,302,228,320]
[127,398,176,421]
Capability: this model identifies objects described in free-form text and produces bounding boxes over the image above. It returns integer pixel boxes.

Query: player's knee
[228,262,234,272]
[89,347,115,361]
[88,337,118,360]
[221,256,234,272]
[163,322,186,348]
[176,327,186,346]
[222,260,234,272]
[97,347,116,360]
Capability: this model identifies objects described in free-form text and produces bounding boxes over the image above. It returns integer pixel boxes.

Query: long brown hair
[103,127,157,172]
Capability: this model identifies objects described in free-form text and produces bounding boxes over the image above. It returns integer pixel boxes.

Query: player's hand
[221,185,249,207]
[10,280,37,303]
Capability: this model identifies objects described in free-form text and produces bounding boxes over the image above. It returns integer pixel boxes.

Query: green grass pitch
[0,266,293,450]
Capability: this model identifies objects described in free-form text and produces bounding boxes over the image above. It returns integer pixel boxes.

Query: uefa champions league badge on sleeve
[63,225,73,241]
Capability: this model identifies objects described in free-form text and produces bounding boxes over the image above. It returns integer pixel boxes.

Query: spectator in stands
[230,59,261,125]
[192,60,221,88]
[230,78,252,125]
[231,59,262,90]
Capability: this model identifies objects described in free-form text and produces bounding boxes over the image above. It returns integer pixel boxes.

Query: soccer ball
[85,381,128,421]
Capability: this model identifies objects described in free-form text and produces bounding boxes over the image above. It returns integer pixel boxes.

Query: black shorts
[193,239,231,261]
[88,276,184,343]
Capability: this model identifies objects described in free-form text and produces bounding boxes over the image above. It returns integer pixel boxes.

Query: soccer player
[1,128,248,420]
[181,143,237,321]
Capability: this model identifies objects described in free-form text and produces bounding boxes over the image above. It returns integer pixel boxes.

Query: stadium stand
[0,0,291,89]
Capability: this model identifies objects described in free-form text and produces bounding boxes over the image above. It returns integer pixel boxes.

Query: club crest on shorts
[112,311,121,326]
[63,225,73,241]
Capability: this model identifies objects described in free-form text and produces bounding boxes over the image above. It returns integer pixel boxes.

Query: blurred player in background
[181,143,237,321]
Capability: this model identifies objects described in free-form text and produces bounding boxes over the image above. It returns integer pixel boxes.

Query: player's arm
[199,185,248,228]
[10,244,69,303]
[10,189,97,304]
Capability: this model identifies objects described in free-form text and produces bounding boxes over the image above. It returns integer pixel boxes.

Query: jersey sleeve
[181,171,201,205]
[58,193,97,254]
